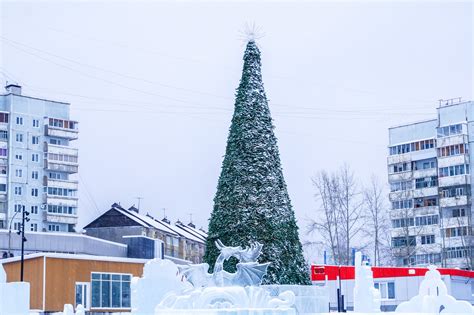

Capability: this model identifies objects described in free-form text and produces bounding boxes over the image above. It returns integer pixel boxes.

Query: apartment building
[388,98,473,269]
[0,84,78,233]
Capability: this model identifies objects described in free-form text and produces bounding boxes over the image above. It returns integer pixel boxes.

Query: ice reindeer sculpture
[395,265,473,314]
[353,252,381,313]
[132,240,296,314]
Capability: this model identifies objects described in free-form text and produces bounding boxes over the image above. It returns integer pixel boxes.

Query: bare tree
[307,165,364,265]
[362,175,392,266]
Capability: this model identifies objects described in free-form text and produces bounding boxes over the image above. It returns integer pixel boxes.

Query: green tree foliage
[204,40,311,285]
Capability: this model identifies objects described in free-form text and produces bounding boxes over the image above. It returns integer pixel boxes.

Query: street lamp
[7,209,21,257]
[15,206,29,282]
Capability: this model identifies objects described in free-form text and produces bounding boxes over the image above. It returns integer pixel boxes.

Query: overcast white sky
[0,1,472,257]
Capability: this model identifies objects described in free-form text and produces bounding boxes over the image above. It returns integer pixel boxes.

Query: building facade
[0,84,79,233]
[84,203,206,264]
[388,98,473,269]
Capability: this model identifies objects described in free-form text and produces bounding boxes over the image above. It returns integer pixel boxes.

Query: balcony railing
[44,118,79,140]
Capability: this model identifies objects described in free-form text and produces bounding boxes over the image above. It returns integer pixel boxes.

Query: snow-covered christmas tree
[204,39,311,285]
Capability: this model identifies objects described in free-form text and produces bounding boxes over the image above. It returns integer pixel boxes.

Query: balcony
[438,175,470,187]
[44,162,78,174]
[44,142,78,156]
[436,134,468,147]
[437,155,469,168]
[44,177,78,190]
[442,216,470,228]
[413,187,438,198]
[43,210,78,225]
[412,168,437,178]
[44,118,79,140]
[440,196,469,207]
[387,149,436,165]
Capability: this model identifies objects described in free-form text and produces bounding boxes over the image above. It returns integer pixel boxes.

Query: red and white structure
[311,265,474,312]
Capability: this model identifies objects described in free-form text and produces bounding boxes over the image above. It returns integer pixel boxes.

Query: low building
[2,253,147,313]
[311,264,474,312]
[0,229,128,258]
[84,203,206,263]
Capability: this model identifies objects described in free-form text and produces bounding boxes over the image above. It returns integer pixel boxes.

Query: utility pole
[17,206,29,281]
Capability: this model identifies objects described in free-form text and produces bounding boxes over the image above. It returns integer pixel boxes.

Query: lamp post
[7,209,20,256]
[16,206,29,282]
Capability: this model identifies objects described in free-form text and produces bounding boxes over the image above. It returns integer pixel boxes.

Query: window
[32,154,39,162]
[14,222,21,231]
[0,130,7,140]
[412,158,436,171]
[49,138,62,145]
[438,144,468,157]
[49,118,77,130]
[0,148,7,157]
[49,172,62,180]
[15,169,22,177]
[389,139,435,155]
[445,246,472,259]
[31,188,38,197]
[391,163,409,173]
[390,181,413,192]
[15,133,23,142]
[75,283,90,309]
[392,236,416,247]
[47,187,77,197]
[16,116,23,125]
[14,204,24,212]
[415,215,438,226]
[47,204,75,215]
[30,223,37,232]
[392,199,413,210]
[0,113,9,123]
[414,197,437,208]
[421,235,435,245]
[374,282,395,300]
[415,176,438,189]
[48,153,78,163]
[0,166,6,175]
[444,226,470,238]
[32,119,40,127]
[0,184,6,192]
[31,206,38,214]
[48,224,60,232]
[439,164,470,177]
[32,136,39,145]
[15,153,22,160]
[392,217,414,228]
[31,171,39,180]
[437,124,462,137]
[91,273,131,309]
[441,186,469,198]
[14,186,22,195]
[451,208,466,218]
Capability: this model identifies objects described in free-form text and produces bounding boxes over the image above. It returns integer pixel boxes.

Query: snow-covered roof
[87,203,207,244]
[1,252,149,264]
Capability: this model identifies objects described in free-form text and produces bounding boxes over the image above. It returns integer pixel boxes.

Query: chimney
[5,83,22,95]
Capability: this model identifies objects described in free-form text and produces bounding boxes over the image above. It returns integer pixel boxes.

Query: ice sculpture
[395,265,473,314]
[178,240,270,287]
[353,252,381,313]
[155,240,296,314]
[0,263,30,314]
[131,258,191,314]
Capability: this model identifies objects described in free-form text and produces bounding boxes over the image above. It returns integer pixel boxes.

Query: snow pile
[264,284,329,314]
[353,252,381,313]
[395,265,473,314]
[0,263,30,314]
[131,258,190,314]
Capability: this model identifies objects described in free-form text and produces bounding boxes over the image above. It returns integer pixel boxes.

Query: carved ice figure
[63,304,74,315]
[178,240,270,287]
[155,240,296,314]
[396,265,474,314]
[131,258,191,314]
[353,252,381,313]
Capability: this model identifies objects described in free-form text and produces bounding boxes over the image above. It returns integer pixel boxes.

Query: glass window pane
[91,281,100,307]
[122,281,131,308]
[122,275,131,281]
[75,284,83,306]
[112,281,121,308]
[102,274,110,280]
[112,274,121,281]
[388,282,395,299]
[101,280,110,307]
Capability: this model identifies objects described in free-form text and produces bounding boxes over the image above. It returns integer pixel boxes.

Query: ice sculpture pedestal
[0,264,30,314]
